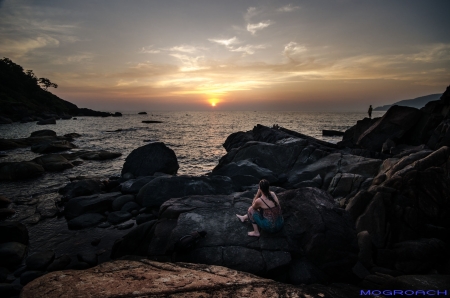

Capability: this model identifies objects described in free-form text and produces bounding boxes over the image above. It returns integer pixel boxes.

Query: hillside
[374,93,442,111]
[0,58,111,122]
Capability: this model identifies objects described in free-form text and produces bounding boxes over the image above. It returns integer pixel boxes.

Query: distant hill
[0,57,111,121]
[374,94,442,111]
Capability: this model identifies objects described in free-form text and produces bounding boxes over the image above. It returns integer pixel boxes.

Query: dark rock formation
[346,146,450,275]
[121,142,179,177]
[30,130,57,137]
[138,112,147,115]
[113,188,358,284]
[26,251,55,271]
[142,120,163,123]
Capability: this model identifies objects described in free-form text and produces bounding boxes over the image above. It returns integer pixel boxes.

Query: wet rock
[112,194,135,211]
[31,140,76,153]
[30,130,57,137]
[59,179,104,200]
[47,255,71,272]
[26,251,55,271]
[0,139,21,150]
[113,112,122,117]
[121,142,179,177]
[36,198,58,218]
[32,154,74,172]
[64,133,81,139]
[67,214,106,230]
[107,211,132,224]
[0,242,27,267]
[136,175,234,208]
[0,161,45,181]
[91,238,101,246]
[0,221,29,245]
[97,222,111,228]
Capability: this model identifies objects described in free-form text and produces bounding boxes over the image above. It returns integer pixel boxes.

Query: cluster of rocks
[0,130,121,181]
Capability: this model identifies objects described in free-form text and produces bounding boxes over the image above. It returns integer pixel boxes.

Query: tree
[38,77,58,91]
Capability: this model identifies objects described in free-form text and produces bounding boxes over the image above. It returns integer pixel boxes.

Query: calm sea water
[0,111,385,198]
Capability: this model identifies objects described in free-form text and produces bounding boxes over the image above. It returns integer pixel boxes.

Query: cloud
[209,37,265,55]
[246,21,273,35]
[244,7,260,22]
[208,37,239,47]
[277,4,300,12]
[170,53,208,72]
[230,45,266,55]
[139,46,161,54]
[283,42,307,62]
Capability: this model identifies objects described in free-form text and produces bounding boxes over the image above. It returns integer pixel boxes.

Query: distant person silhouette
[368,105,373,118]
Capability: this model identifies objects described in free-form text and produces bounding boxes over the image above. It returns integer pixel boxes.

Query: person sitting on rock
[236,179,284,237]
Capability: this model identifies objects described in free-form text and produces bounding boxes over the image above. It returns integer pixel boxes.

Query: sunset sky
[1,0,449,111]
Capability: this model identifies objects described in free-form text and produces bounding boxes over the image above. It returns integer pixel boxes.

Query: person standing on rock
[368,105,373,118]
[236,179,284,237]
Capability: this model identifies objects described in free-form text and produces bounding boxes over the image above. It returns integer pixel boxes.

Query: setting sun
[208,98,219,107]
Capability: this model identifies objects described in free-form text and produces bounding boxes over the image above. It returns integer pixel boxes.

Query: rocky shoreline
[0,86,449,297]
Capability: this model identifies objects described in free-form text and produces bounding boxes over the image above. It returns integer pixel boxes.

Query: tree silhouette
[38,77,58,91]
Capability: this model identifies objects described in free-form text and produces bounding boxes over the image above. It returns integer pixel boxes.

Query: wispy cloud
[208,37,239,47]
[277,4,300,12]
[170,53,208,72]
[209,37,265,55]
[244,7,261,22]
[246,21,273,35]
[139,45,161,54]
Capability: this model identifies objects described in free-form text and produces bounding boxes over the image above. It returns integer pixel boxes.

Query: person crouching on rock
[236,179,284,237]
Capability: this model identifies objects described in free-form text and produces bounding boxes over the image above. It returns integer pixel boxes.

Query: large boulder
[21,259,364,298]
[0,161,45,180]
[136,175,234,208]
[121,142,179,177]
[114,188,358,284]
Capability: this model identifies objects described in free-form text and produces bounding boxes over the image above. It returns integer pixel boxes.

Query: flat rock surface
[21,259,364,298]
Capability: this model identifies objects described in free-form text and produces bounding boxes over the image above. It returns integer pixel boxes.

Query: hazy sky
[1,0,449,111]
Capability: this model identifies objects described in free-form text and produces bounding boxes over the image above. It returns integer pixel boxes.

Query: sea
[0,110,385,262]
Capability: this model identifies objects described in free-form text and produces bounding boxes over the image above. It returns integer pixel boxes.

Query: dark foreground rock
[346,146,450,276]
[113,187,358,285]
[21,259,366,298]
[121,142,179,177]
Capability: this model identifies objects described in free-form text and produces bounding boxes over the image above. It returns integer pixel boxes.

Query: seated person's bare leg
[248,223,260,237]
